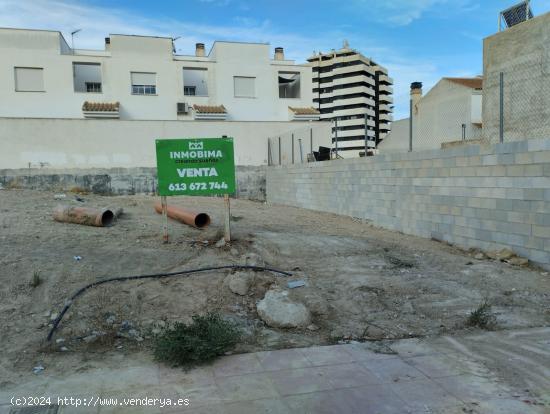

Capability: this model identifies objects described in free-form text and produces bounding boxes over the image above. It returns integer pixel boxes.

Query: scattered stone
[506,257,529,266]
[245,252,264,267]
[60,346,69,352]
[55,338,65,344]
[119,328,144,342]
[363,325,386,340]
[53,194,67,200]
[474,253,485,260]
[226,272,254,296]
[50,313,59,321]
[120,320,132,331]
[215,238,226,248]
[487,248,514,261]
[307,324,319,331]
[230,248,239,256]
[257,290,311,328]
[83,334,98,343]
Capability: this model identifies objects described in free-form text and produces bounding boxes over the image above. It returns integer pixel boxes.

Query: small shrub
[153,313,241,367]
[466,301,496,329]
[30,270,42,288]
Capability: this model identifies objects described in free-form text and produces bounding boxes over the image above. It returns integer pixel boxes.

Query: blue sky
[1,0,549,118]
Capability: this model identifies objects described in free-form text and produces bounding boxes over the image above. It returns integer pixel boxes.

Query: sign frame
[155,137,236,242]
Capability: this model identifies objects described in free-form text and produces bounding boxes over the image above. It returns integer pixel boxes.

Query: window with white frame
[14,67,44,92]
[183,68,208,96]
[73,62,102,93]
[131,72,156,95]
[234,76,255,98]
[278,72,300,98]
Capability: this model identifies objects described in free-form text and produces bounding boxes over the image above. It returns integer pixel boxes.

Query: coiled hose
[47,265,292,341]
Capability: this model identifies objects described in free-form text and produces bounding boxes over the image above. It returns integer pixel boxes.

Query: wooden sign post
[224,194,231,242]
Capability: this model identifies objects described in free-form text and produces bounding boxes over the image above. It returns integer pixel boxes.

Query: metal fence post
[364,114,368,156]
[499,72,504,143]
[267,138,272,165]
[462,124,466,141]
[409,98,413,152]
[334,118,339,157]
[310,127,313,153]
[291,133,295,164]
[278,136,281,165]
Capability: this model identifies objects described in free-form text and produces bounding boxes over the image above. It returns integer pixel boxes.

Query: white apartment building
[0,28,319,122]
[378,78,482,153]
[307,43,393,157]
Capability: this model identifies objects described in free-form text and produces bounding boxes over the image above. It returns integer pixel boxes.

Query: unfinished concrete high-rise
[307,43,393,157]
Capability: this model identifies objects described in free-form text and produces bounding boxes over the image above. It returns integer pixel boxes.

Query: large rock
[226,272,254,295]
[257,290,311,328]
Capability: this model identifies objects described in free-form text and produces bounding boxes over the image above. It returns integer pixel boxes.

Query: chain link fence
[484,69,550,144]
[380,71,550,154]
[267,123,332,166]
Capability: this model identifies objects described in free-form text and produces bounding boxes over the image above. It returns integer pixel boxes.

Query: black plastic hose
[47,265,292,341]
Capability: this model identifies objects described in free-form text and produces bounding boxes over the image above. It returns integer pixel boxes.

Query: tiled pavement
[1,328,549,413]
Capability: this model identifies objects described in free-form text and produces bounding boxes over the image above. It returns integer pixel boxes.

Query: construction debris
[486,248,529,266]
[153,202,211,228]
[287,280,306,289]
[53,205,115,227]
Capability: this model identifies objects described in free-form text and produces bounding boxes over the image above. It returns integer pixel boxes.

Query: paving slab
[1,328,549,413]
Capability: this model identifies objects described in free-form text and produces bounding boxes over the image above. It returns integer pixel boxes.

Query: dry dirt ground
[0,189,549,389]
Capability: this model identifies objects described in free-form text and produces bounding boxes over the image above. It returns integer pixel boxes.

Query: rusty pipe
[154,202,211,228]
[53,205,115,227]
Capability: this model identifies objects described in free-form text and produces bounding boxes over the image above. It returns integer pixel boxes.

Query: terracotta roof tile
[82,101,120,112]
[444,77,483,89]
[193,104,227,114]
[289,106,320,115]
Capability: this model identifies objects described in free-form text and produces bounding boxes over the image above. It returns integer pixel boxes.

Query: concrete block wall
[267,138,550,268]
[0,165,267,201]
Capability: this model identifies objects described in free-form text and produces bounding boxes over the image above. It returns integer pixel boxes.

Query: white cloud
[352,0,477,26]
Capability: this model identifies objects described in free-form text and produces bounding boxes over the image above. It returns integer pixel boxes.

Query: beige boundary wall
[0,118,331,169]
[267,138,550,269]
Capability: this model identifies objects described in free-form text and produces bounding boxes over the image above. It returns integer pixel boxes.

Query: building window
[183,68,208,96]
[131,72,156,95]
[73,63,102,93]
[184,86,196,96]
[14,67,44,92]
[234,76,255,98]
[86,82,102,93]
[278,72,300,98]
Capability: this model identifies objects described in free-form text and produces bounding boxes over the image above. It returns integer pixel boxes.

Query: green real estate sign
[155,137,236,196]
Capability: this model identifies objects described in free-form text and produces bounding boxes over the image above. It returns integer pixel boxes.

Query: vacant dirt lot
[1,189,549,388]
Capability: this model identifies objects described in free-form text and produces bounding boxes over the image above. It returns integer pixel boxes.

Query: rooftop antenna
[71,29,81,53]
[499,1,533,31]
[172,36,181,53]
[343,39,349,49]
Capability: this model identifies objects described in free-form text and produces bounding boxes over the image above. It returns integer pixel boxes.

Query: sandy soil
[0,189,549,388]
